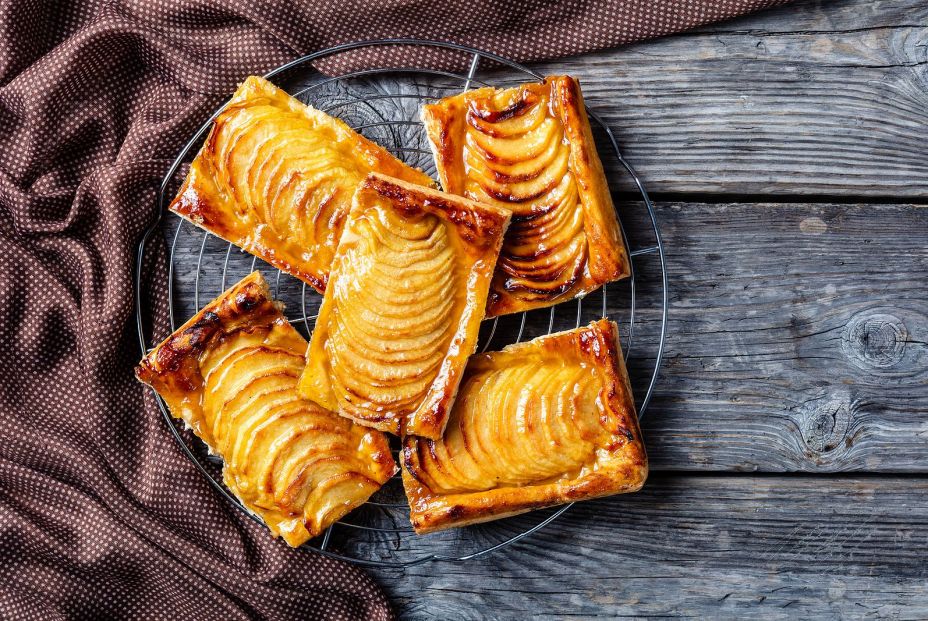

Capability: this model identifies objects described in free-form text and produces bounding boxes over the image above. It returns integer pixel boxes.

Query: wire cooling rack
[134,39,668,568]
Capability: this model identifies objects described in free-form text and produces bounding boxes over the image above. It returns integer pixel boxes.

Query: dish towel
[0,1,790,619]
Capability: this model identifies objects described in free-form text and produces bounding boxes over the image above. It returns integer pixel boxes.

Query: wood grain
[493,0,928,197]
[363,199,921,474]
[624,200,928,473]
[369,474,928,620]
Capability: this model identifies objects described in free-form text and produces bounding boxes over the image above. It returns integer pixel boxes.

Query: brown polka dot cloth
[0,0,790,619]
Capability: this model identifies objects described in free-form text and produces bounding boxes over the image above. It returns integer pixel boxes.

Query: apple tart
[401,319,647,534]
[136,272,397,547]
[169,75,434,293]
[421,76,630,317]
[298,173,511,440]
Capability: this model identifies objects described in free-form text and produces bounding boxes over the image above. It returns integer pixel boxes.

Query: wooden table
[367,0,928,617]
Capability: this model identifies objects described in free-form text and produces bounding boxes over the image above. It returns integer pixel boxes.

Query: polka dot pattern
[0,0,789,618]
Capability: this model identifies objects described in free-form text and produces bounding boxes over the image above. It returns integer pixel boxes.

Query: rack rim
[134,38,669,568]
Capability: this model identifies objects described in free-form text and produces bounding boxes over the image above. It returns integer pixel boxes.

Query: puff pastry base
[402,319,647,534]
[170,75,434,293]
[136,272,396,547]
[421,76,630,317]
[298,173,511,440]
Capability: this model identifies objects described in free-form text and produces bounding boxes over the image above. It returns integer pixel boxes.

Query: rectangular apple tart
[401,319,647,534]
[421,76,630,317]
[136,272,397,547]
[298,173,511,440]
[170,75,434,293]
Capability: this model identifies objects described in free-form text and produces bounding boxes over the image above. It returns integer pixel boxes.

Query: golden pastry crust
[298,173,511,440]
[421,76,630,317]
[136,272,396,547]
[402,319,647,534]
[170,75,434,293]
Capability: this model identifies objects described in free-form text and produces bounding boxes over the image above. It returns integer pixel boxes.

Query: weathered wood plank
[700,0,924,33]
[494,0,928,197]
[369,474,928,620]
[637,201,928,472]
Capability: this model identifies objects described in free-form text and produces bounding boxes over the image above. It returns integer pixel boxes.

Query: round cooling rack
[135,39,669,568]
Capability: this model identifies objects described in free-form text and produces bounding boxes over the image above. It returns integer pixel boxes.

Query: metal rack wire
[135,39,669,568]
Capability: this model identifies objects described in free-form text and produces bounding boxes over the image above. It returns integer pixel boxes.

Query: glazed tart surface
[299,173,511,440]
[402,319,647,534]
[421,76,630,316]
[170,75,434,293]
[136,272,396,547]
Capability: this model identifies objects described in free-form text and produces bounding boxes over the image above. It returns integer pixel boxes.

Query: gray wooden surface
[377,475,928,619]
[152,0,928,617]
[366,0,928,617]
